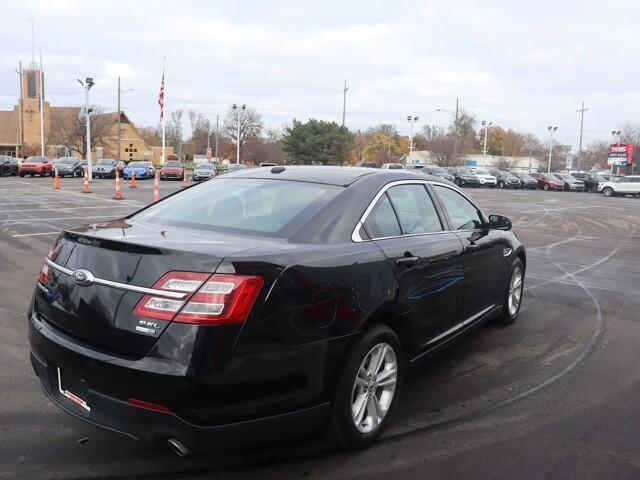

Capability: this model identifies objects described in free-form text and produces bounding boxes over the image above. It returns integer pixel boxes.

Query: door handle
[396,256,419,267]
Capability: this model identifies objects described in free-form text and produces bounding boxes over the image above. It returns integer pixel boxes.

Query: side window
[386,184,443,234]
[364,193,401,238]
[434,185,485,231]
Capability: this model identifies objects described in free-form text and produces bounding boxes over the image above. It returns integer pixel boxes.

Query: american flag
[158,70,165,121]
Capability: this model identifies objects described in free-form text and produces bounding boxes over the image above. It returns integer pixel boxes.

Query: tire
[543,184,549,191]
[19,172,24,177]
[328,325,403,450]
[498,181,505,189]
[496,257,524,325]
[602,187,614,197]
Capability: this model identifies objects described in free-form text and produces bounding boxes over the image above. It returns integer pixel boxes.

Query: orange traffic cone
[54,169,60,190]
[153,171,160,202]
[182,169,188,187]
[82,170,91,193]
[114,171,124,200]
[129,171,137,188]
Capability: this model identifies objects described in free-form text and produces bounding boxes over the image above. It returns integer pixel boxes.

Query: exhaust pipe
[167,438,190,458]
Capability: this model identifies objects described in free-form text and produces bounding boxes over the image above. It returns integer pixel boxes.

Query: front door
[432,184,506,321]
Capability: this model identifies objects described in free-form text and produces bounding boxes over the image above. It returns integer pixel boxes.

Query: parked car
[53,157,84,177]
[355,161,379,168]
[448,168,480,187]
[510,172,538,189]
[551,173,585,191]
[160,161,185,181]
[492,171,521,189]
[598,175,640,197]
[19,156,53,177]
[474,170,497,188]
[0,155,18,176]
[192,163,217,181]
[225,164,247,174]
[381,163,404,170]
[531,173,564,191]
[422,165,455,183]
[571,172,607,193]
[123,161,155,180]
[29,166,525,454]
[93,159,125,179]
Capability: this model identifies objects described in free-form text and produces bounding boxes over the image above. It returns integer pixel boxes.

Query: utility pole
[116,76,121,162]
[342,80,349,127]
[547,126,558,173]
[453,98,459,160]
[214,114,219,161]
[576,101,588,171]
[407,115,419,162]
[233,104,246,164]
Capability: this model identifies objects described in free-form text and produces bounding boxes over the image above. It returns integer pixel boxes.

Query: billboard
[608,143,634,166]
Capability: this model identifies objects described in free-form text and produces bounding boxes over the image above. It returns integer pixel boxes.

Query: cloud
[1,0,640,148]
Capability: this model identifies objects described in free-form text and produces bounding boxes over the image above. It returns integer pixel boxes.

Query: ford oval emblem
[72,269,94,287]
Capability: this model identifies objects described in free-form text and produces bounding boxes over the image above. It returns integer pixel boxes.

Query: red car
[19,156,54,177]
[531,173,564,191]
[159,160,185,180]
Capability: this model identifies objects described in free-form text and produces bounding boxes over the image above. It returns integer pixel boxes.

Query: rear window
[132,178,341,237]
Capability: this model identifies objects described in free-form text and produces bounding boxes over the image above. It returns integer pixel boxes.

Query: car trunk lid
[34,219,268,359]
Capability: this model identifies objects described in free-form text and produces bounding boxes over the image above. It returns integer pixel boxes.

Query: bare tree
[49,106,114,157]
[166,110,184,159]
[223,105,263,147]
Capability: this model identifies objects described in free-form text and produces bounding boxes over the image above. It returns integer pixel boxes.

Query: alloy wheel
[508,265,523,316]
[351,342,397,434]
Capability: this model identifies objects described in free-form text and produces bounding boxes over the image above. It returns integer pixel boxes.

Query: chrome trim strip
[351,179,486,243]
[44,258,187,299]
[426,304,496,345]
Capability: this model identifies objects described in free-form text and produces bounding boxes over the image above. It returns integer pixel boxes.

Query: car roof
[221,165,445,187]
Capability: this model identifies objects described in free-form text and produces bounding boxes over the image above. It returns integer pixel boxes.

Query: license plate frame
[57,367,91,413]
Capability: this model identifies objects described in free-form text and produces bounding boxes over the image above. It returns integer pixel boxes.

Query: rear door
[362,182,465,354]
[432,184,506,321]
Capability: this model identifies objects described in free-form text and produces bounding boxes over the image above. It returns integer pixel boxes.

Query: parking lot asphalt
[1,176,640,479]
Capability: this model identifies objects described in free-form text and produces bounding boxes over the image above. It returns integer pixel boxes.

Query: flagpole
[39,50,45,158]
[161,57,166,165]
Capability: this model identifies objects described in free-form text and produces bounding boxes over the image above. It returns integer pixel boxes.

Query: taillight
[175,274,263,324]
[133,272,263,325]
[38,245,56,284]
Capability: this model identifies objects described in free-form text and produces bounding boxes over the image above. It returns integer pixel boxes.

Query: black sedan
[54,157,84,177]
[28,167,525,455]
[0,155,18,176]
[571,172,607,193]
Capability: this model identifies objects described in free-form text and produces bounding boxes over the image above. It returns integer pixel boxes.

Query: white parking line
[12,231,60,237]
[13,181,144,207]
[0,214,120,225]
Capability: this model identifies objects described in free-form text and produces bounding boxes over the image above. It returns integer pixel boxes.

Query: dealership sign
[608,143,634,166]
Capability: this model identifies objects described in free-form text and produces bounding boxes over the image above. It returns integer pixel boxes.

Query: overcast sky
[1,0,639,149]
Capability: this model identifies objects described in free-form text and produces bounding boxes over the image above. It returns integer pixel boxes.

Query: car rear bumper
[28,309,338,451]
[30,350,328,451]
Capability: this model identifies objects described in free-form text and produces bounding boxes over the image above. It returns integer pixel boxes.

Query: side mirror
[489,214,512,231]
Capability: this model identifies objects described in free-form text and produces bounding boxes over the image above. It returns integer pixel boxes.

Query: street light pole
[547,126,558,173]
[453,98,459,160]
[407,115,419,162]
[215,114,219,162]
[481,120,492,157]
[78,77,95,180]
